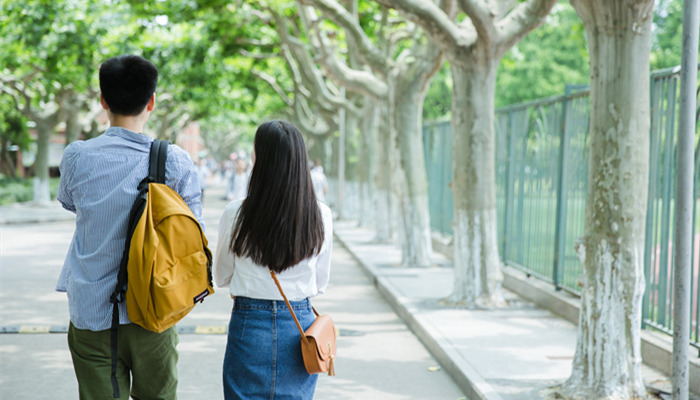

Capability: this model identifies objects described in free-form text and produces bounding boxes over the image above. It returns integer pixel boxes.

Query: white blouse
[214,199,333,301]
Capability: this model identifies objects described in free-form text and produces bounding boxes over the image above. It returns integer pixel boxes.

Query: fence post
[502,110,516,260]
[553,96,572,290]
[672,0,699,398]
[643,76,663,330]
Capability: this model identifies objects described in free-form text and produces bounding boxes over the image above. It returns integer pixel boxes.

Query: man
[57,55,204,399]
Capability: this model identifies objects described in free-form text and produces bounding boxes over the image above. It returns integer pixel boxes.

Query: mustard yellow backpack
[108,140,213,398]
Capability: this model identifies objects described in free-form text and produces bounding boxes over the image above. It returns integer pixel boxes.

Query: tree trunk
[561,1,654,398]
[445,57,506,307]
[358,99,379,227]
[64,108,81,145]
[374,104,394,243]
[390,70,433,267]
[33,119,54,204]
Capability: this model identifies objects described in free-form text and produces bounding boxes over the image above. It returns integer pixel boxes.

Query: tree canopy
[0,0,689,167]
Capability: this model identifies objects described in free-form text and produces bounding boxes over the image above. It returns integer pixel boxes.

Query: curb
[334,231,503,400]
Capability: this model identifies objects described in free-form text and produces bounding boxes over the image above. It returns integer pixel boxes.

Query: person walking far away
[214,120,333,400]
[196,158,210,202]
[227,158,250,202]
[310,158,328,204]
[56,54,205,400]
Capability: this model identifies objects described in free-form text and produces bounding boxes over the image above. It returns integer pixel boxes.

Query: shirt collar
[104,126,153,144]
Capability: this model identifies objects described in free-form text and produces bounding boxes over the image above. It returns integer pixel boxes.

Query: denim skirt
[223,296,318,400]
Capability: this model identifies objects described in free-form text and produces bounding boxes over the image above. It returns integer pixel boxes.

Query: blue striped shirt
[56,127,205,331]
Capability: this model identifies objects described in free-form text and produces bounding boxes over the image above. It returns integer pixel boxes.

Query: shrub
[0,178,60,205]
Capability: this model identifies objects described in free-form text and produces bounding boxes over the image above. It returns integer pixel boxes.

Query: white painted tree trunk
[445,58,506,307]
[32,120,53,205]
[374,106,394,242]
[389,71,433,267]
[561,1,654,398]
[358,100,379,228]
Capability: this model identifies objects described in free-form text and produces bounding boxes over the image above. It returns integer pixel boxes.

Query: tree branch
[297,5,389,100]
[0,75,35,119]
[374,0,475,52]
[496,0,558,52]
[238,49,277,60]
[301,0,391,70]
[251,69,293,107]
[457,0,497,40]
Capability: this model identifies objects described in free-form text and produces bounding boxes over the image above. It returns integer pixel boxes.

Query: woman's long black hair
[229,120,324,273]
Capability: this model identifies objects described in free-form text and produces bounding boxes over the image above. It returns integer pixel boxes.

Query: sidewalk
[1,195,692,400]
[0,200,75,225]
[333,220,688,400]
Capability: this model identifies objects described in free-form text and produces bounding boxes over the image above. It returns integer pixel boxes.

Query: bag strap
[149,139,169,184]
[269,270,318,344]
[107,139,169,398]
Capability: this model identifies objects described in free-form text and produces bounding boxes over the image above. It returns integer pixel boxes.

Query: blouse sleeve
[315,204,333,294]
[213,202,238,288]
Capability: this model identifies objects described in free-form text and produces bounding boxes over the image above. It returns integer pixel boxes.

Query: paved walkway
[331,221,693,400]
[0,185,464,400]
[1,186,696,400]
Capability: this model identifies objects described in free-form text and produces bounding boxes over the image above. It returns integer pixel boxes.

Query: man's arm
[57,143,81,213]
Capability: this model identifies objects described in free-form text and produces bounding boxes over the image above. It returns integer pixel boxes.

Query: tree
[555,0,655,398]
[298,2,395,241]
[304,0,445,265]
[0,0,107,203]
[377,0,558,306]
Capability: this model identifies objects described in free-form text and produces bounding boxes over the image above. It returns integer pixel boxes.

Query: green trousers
[68,322,179,400]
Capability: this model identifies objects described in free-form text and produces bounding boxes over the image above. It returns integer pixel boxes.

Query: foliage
[0,94,31,177]
[0,177,59,205]
[423,63,452,121]
[0,0,107,104]
[495,2,590,108]
[0,95,31,151]
[650,0,694,70]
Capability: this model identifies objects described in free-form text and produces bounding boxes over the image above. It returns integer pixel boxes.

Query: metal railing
[422,65,700,347]
[335,66,699,347]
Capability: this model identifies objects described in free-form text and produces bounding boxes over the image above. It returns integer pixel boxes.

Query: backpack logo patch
[194,289,211,304]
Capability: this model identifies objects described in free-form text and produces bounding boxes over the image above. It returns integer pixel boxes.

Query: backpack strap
[107,139,169,398]
[149,139,169,184]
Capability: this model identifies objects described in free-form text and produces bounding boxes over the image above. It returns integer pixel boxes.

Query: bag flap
[305,315,336,360]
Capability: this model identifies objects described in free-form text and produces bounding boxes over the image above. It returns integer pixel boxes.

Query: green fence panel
[423,65,700,348]
[423,121,454,235]
[642,67,700,345]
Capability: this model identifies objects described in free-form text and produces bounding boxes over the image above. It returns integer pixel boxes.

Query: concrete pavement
[332,220,700,400]
[2,183,698,399]
[0,185,466,399]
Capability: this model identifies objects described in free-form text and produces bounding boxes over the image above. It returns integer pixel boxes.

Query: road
[0,183,466,400]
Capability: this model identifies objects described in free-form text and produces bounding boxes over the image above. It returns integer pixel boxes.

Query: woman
[214,120,333,400]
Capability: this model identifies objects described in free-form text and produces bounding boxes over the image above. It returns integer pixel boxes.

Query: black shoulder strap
[149,139,169,184]
[107,139,169,398]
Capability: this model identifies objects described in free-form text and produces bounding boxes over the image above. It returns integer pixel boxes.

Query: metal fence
[422,66,700,347]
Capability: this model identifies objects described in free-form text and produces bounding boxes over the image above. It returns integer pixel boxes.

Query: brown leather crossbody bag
[270,270,337,376]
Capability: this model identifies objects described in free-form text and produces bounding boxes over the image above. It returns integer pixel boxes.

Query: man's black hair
[99,55,158,116]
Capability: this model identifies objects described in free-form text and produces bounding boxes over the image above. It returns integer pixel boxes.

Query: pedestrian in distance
[57,54,205,400]
[214,120,334,400]
[310,158,328,204]
[227,158,250,202]
[196,158,210,202]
